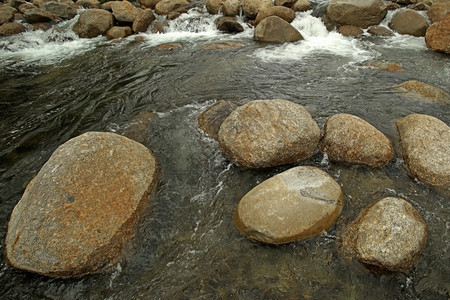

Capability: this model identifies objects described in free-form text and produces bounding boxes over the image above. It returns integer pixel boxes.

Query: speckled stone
[340,197,427,272]
[218,99,320,169]
[320,113,394,167]
[234,166,344,244]
[5,132,158,277]
[393,80,449,104]
[396,114,450,187]
[366,61,403,71]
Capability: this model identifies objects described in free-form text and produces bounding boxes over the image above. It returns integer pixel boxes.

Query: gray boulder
[218,99,320,169]
[234,166,344,244]
[340,197,427,272]
[254,16,303,42]
[320,113,394,167]
[396,114,450,187]
[5,132,158,277]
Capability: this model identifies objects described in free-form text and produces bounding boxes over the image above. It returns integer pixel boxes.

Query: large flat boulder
[396,114,450,186]
[320,113,394,167]
[218,99,320,169]
[234,166,344,244]
[325,0,387,29]
[340,197,427,272]
[5,132,158,277]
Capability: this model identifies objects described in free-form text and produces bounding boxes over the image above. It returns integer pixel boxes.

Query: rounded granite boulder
[233,166,344,244]
[5,132,158,277]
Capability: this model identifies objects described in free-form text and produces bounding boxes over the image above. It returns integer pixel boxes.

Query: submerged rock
[155,42,183,50]
[366,61,403,71]
[388,9,429,37]
[320,113,394,167]
[242,0,274,19]
[201,41,246,50]
[218,99,320,169]
[254,16,303,42]
[340,197,427,272]
[325,0,387,29]
[198,99,247,140]
[393,80,449,104]
[425,13,450,54]
[5,132,158,277]
[234,166,344,244]
[72,8,114,38]
[396,114,450,187]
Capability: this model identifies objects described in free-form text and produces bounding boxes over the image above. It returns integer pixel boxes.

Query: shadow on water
[0,6,449,300]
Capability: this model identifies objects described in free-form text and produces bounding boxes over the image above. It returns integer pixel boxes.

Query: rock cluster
[5,132,158,277]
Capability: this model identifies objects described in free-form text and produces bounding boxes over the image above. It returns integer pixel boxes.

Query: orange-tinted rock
[427,2,450,23]
[155,0,188,15]
[393,80,449,104]
[218,99,320,169]
[338,25,363,36]
[73,8,114,38]
[132,9,156,33]
[425,13,450,54]
[367,61,404,71]
[5,132,158,277]
[396,114,450,186]
[111,0,141,23]
[320,113,394,167]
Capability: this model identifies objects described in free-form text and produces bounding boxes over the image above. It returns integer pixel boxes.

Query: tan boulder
[23,7,59,23]
[275,0,296,7]
[320,113,394,168]
[0,22,26,36]
[215,16,244,33]
[242,0,273,19]
[132,9,156,33]
[393,80,449,104]
[367,25,393,36]
[427,2,450,23]
[234,166,344,244]
[139,0,163,9]
[340,197,427,272]
[111,0,141,23]
[338,25,363,36]
[292,0,312,12]
[155,0,189,15]
[41,1,76,19]
[73,8,114,38]
[222,0,240,16]
[254,6,295,26]
[396,114,450,186]
[106,25,133,39]
[325,0,387,29]
[388,9,429,37]
[218,99,320,169]
[0,7,15,25]
[254,16,303,42]
[75,0,100,8]
[5,132,158,277]
[425,13,450,54]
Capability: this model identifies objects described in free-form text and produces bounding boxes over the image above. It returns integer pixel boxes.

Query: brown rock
[215,16,244,33]
[155,0,189,15]
[132,9,155,33]
[5,132,158,277]
[23,7,58,23]
[425,13,450,54]
[106,25,133,39]
[427,2,450,23]
[292,0,312,12]
[234,166,344,244]
[18,3,37,13]
[338,25,363,36]
[320,113,394,167]
[202,41,246,50]
[139,0,162,9]
[155,42,183,50]
[393,80,450,104]
[340,197,427,272]
[120,111,157,143]
[396,114,450,186]
[41,1,76,19]
[218,99,320,169]
[222,0,240,16]
[367,25,394,36]
[75,0,100,8]
[205,0,223,14]
[242,0,274,19]
[366,61,404,71]
[254,6,295,26]
[275,0,296,7]
[388,9,429,37]
[254,16,302,42]
[325,0,387,29]
[0,8,15,25]
[111,0,141,23]
[72,9,114,38]
[0,22,26,36]
[198,99,247,140]
[386,3,401,10]
[151,21,167,33]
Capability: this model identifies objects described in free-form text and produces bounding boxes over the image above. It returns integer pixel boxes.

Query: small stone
[367,25,394,36]
[106,25,132,39]
[393,80,449,104]
[338,25,363,36]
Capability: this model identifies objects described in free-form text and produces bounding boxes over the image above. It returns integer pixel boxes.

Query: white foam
[253,11,375,63]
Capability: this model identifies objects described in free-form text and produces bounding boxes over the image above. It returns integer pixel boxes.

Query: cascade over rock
[340,197,427,272]
[234,166,344,244]
[218,99,320,169]
[320,113,394,167]
[5,132,158,277]
[396,114,450,186]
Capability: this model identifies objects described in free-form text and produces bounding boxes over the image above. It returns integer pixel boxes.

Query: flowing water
[0,4,449,299]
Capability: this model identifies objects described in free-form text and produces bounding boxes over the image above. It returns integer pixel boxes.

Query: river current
[0,3,449,299]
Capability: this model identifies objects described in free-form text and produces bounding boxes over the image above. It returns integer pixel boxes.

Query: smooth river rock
[234,166,344,244]
[320,113,394,167]
[396,114,450,187]
[340,197,427,272]
[254,16,303,43]
[425,13,450,54]
[218,99,321,169]
[393,80,449,104]
[72,8,114,38]
[242,0,274,19]
[5,132,158,276]
[254,6,295,27]
[111,0,141,23]
[325,0,387,29]
[388,9,429,37]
